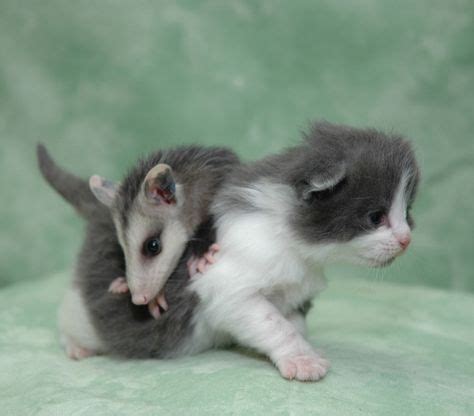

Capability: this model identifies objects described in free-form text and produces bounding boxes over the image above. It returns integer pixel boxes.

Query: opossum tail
[37,143,102,221]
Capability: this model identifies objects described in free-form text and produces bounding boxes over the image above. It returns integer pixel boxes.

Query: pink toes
[276,354,330,381]
[108,277,168,321]
[187,243,220,278]
[156,292,168,311]
[148,301,161,319]
[64,338,96,360]
[187,257,200,277]
[108,277,129,294]
[148,291,168,320]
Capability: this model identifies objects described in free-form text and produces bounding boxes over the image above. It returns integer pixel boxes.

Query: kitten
[190,121,419,380]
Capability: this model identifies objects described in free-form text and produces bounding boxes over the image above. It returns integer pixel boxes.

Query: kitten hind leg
[61,334,96,360]
[58,283,103,359]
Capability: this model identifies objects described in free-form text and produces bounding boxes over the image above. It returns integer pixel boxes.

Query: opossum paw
[108,276,129,294]
[187,243,220,278]
[148,291,168,319]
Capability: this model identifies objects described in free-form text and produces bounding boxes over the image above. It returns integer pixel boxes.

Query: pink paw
[276,354,330,381]
[65,339,96,360]
[147,291,169,320]
[187,243,220,278]
[108,277,129,294]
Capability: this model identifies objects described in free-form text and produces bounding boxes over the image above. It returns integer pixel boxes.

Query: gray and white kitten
[50,122,420,382]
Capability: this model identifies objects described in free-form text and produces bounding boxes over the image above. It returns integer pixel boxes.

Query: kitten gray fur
[37,144,238,358]
[38,121,419,359]
[214,121,419,242]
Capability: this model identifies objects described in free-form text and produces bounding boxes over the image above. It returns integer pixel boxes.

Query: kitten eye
[142,237,161,257]
[368,210,387,227]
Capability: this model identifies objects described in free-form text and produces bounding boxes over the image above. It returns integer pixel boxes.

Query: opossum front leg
[147,290,168,319]
[108,276,129,294]
[187,243,220,277]
[108,277,168,319]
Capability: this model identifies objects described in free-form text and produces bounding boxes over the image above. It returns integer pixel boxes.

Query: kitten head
[291,122,420,267]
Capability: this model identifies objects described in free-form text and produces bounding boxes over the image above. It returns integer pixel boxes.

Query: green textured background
[0,1,473,293]
[1,2,474,415]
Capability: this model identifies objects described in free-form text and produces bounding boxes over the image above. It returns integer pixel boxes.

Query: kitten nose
[397,234,411,250]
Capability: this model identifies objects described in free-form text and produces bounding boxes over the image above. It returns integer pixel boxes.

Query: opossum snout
[131,293,149,305]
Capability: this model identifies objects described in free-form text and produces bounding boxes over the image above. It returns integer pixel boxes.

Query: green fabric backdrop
[0,1,473,293]
[1,2,473,415]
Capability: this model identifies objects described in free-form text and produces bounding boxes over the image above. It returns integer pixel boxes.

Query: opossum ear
[89,175,119,207]
[143,163,177,205]
[298,163,346,202]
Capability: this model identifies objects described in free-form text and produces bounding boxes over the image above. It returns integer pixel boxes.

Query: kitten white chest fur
[189,195,326,348]
[193,206,319,298]
[186,203,330,380]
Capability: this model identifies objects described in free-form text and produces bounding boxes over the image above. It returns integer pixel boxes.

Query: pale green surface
[0,272,473,416]
[0,0,473,291]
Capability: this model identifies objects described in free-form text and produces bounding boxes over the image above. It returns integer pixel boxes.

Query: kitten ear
[299,164,346,201]
[143,163,177,205]
[89,175,119,207]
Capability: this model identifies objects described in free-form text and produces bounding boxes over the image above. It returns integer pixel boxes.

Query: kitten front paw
[276,354,330,381]
[108,276,129,294]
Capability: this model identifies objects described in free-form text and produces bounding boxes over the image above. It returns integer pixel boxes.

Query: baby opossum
[87,147,239,308]
[46,122,419,382]
[37,143,239,357]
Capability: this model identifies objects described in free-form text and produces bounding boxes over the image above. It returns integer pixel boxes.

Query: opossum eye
[143,237,161,257]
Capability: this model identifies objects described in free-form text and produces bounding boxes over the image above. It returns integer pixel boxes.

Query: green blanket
[1,272,472,415]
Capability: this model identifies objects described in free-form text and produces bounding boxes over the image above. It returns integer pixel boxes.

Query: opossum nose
[132,294,148,305]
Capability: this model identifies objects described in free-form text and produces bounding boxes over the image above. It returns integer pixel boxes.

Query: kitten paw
[276,354,330,381]
[148,291,168,319]
[187,243,220,277]
[108,277,129,294]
